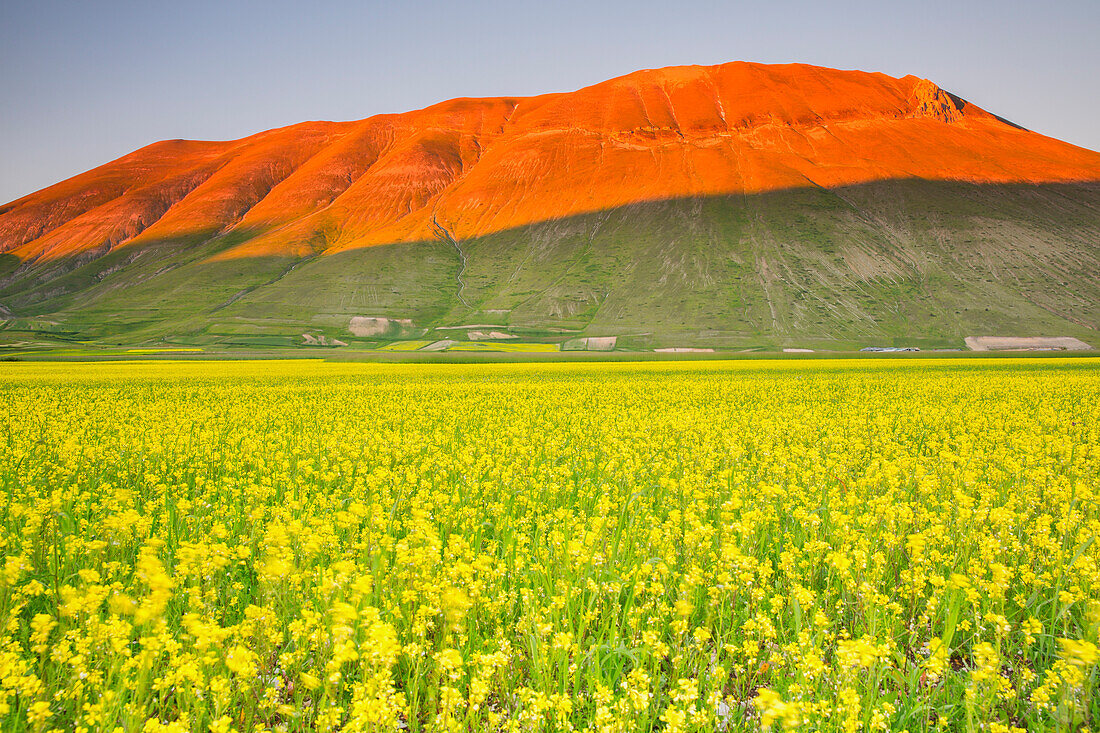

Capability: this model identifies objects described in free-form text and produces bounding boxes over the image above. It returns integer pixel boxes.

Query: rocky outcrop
[909,78,965,124]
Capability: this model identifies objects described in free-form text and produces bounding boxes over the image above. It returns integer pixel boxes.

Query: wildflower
[756,688,801,730]
[1059,638,1099,667]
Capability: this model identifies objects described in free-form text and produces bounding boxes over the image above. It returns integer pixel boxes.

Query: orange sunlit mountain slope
[2,61,1099,350]
[3,61,1099,265]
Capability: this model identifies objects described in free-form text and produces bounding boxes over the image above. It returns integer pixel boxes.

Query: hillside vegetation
[1,62,1098,350]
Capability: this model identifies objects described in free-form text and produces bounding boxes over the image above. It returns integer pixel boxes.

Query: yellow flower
[208,716,235,733]
[225,645,256,677]
[756,688,800,730]
[1059,638,1100,667]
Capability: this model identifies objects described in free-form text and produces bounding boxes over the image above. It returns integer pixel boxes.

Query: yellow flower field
[0,358,1097,732]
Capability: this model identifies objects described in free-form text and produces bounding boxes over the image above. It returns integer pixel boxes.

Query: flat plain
[0,358,1097,731]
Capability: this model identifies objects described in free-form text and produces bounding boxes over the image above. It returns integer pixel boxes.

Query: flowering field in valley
[0,359,1097,732]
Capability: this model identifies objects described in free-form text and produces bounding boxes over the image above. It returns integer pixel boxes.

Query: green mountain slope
[3,62,1099,351]
[3,180,1097,350]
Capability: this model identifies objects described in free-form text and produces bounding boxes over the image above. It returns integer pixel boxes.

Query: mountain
[2,61,1099,351]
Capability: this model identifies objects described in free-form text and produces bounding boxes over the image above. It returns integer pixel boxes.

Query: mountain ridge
[6,62,1099,261]
[1,61,1098,350]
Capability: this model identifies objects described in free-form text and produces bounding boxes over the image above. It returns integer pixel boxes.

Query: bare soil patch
[965,336,1091,351]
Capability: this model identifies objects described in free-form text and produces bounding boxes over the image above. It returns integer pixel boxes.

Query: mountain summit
[2,62,1098,350]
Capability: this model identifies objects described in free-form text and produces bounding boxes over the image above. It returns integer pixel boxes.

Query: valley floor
[0,359,1098,730]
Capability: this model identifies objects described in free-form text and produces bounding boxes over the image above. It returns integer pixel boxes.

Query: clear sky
[2,0,1098,204]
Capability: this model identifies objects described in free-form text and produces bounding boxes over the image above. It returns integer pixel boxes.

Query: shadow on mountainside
[0,178,1097,348]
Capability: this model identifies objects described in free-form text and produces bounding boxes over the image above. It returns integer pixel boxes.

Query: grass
[377,340,434,351]
[0,181,1096,350]
[0,358,1097,731]
[443,341,560,352]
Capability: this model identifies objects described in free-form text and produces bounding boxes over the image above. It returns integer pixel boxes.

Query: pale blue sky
[2,0,1097,204]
